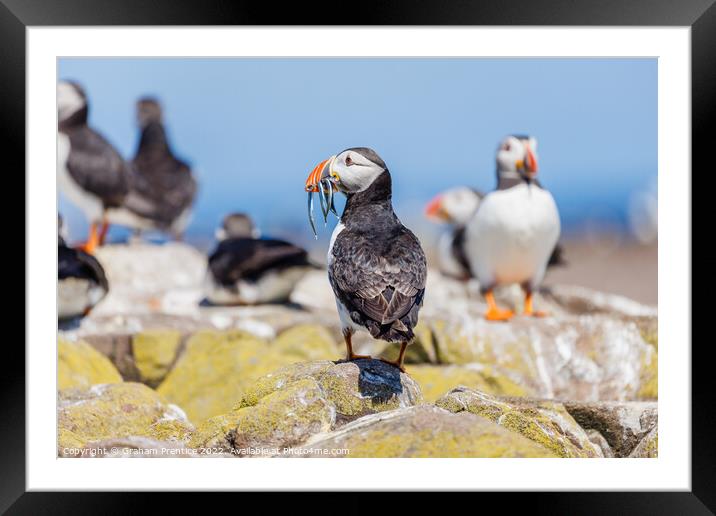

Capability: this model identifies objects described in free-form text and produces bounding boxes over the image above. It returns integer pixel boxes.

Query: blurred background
[58,57,657,304]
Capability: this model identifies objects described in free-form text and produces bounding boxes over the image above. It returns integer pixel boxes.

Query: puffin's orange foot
[347,353,372,361]
[378,358,406,373]
[485,307,514,322]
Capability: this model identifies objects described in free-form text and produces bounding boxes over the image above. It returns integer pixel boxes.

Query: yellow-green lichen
[58,383,193,448]
[132,329,183,386]
[156,330,277,423]
[436,389,601,457]
[58,338,122,390]
[310,406,558,458]
[637,348,658,399]
[408,364,529,402]
[272,325,339,362]
[190,377,333,450]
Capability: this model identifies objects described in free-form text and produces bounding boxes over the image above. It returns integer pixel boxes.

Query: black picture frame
[6,0,708,512]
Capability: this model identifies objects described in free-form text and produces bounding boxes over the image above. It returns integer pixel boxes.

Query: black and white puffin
[425,186,484,280]
[205,213,316,305]
[305,148,427,372]
[110,98,197,240]
[57,81,130,253]
[464,135,561,321]
[426,186,566,280]
[58,214,109,321]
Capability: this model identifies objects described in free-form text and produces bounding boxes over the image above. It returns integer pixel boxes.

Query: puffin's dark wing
[125,157,197,227]
[58,244,109,291]
[450,226,471,277]
[208,238,311,285]
[547,243,567,268]
[66,126,129,207]
[330,227,427,328]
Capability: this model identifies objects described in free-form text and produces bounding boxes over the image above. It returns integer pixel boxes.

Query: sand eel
[426,186,566,280]
[58,214,109,320]
[205,213,316,305]
[464,135,561,321]
[110,98,197,240]
[57,81,130,253]
[305,148,427,372]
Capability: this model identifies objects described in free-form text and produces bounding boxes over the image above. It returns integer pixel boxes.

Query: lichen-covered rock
[436,387,602,457]
[241,360,422,423]
[586,429,614,458]
[57,383,193,453]
[132,329,183,387]
[428,314,658,402]
[297,405,558,458]
[565,401,657,457]
[407,363,530,402]
[156,327,348,423]
[156,330,273,423]
[272,324,339,362]
[629,426,658,457]
[190,377,334,453]
[58,338,122,390]
[189,360,421,453]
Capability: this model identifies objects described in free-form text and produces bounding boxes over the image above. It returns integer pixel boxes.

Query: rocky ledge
[57,242,658,458]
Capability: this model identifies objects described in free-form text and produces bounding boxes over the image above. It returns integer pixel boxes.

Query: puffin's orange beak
[425,194,447,221]
[525,146,538,176]
[305,156,335,192]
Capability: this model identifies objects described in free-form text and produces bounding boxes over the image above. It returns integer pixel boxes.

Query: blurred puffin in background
[57,81,130,254]
[205,213,316,305]
[58,214,109,321]
[305,147,427,372]
[426,186,565,281]
[110,97,197,240]
[464,135,561,321]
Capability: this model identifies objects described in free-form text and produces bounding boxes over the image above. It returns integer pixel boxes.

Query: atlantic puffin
[425,186,484,280]
[57,81,130,253]
[464,135,560,320]
[110,98,197,240]
[58,214,109,320]
[305,148,427,372]
[426,186,566,280]
[204,213,316,305]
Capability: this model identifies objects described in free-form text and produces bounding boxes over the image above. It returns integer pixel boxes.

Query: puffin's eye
[345,155,353,166]
[503,143,511,151]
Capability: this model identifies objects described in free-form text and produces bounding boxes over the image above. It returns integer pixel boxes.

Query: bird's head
[305,147,388,195]
[136,97,163,128]
[216,212,260,240]
[57,81,87,124]
[425,187,482,225]
[496,135,539,180]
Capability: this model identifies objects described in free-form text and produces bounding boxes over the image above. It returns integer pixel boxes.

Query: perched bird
[57,81,130,253]
[464,135,561,321]
[58,214,109,320]
[424,186,483,280]
[110,98,197,240]
[205,213,316,305]
[426,186,566,280]
[305,148,427,372]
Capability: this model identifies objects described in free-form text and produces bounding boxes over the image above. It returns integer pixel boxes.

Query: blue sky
[58,58,657,248]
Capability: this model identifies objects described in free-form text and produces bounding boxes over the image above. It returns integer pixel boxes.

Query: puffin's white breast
[466,183,560,287]
[57,133,104,222]
[437,230,468,279]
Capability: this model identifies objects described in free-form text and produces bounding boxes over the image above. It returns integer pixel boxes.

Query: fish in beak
[305,155,338,239]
